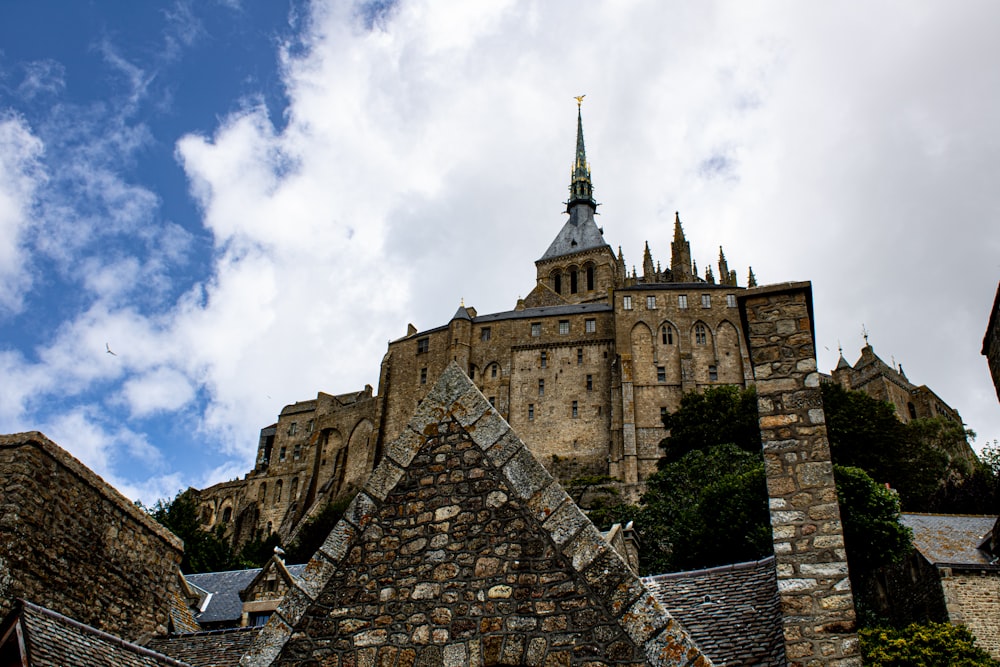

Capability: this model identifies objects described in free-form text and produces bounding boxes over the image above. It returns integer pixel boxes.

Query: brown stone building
[195,105,754,545]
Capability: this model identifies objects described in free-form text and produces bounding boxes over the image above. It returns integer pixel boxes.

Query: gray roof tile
[901,513,998,566]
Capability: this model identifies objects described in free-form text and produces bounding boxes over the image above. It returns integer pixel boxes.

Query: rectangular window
[678,295,688,309]
[657,366,666,383]
[307,419,314,433]
[701,294,711,308]
[540,351,547,368]
[481,327,491,341]
[417,337,429,354]
[528,404,534,421]
[559,320,569,335]
[538,379,544,397]
[490,364,498,378]
[288,422,297,436]
[661,407,668,424]
[623,295,633,310]
[293,443,302,460]
[489,396,496,407]
[709,365,718,381]
[586,375,593,391]
[726,294,737,308]
[531,322,541,337]
[585,318,596,333]
[646,295,657,309]
[577,348,583,365]
[420,367,427,384]
[662,326,673,345]
[572,401,578,418]
[279,446,286,461]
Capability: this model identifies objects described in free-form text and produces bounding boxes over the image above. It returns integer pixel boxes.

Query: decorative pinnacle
[567,96,596,212]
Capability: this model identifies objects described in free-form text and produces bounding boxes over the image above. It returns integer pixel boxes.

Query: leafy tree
[928,440,999,514]
[149,490,243,573]
[660,385,761,462]
[860,622,1000,666]
[834,466,912,575]
[285,495,354,564]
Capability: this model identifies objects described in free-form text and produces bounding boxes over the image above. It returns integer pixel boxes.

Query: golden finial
[460,297,465,307]
[574,94,586,108]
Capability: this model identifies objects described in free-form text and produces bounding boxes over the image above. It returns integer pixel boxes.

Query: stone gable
[241,363,711,667]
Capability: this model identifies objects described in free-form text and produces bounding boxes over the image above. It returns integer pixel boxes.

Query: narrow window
[572,401,579,418]
[660,407,668,424]
[273,480,283,506]
[559,320,569,335]
[540,351,547,368]
[528,404,534,421]
[420,367,428,384]
[577,348,583,365]
[662,326,673,345]
[646,295,657,309]
[417,337,429,354]
[701,294,711,309]
[585,318,596,333]
[469,366,475,379]
[489,396,496,407]
[586,266,594,290]
[908,402,917,419]
[531,322,541,337]
[726,294,737,308]
[695,324,707,345]
[657,366,666,383]
[481,327,491,342]
[279,446,287,461]
[554,273,562,294]
[678,295,688,309]
[222,507,232,523]
[288,422,297,436]
[293,443,302,460]
[623,295,633,310]
[570,271,578,294]
[538,379,544,397]
[491,363,498,378]
[586,375,593,391]
[709,365,718,381]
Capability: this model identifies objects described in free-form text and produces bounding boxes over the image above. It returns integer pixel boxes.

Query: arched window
[221,506,232,523]
[274,480,283,507]
[695,324,707,345]
[289,477,299,502]
[661,325,673,345]
[570,269,578,294]
[553,271,562,294]
[258,482,267,504]
[586,265,595,291]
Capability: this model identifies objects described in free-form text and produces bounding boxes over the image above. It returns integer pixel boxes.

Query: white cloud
[0,115,44,313]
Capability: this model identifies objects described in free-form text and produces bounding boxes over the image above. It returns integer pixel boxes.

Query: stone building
[984,280,1000,402]
[196,104,754,544]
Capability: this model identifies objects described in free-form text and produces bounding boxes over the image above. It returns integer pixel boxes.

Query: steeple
[642,241,655,280]
[670,212,693,282]
[747,266,757,287]
[566,96,596,213]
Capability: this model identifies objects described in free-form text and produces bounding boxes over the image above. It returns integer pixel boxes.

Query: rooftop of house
[145,627,262,667]
[184,564,306,626]
[902,513,999,567]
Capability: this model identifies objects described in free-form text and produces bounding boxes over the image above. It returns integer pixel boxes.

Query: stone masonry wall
[940,569,1000,660]
[0,432,184,641]
[737,283,860,667]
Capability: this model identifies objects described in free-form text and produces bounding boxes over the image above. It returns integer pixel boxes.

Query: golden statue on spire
[574,94,586,108]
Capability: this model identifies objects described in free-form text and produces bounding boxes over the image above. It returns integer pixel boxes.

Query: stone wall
[737,282,860,667]
[941,569,1000,660]
[0,432,184,641]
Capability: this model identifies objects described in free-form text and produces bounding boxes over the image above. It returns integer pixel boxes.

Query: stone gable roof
[2,600,191,667]
[240,362,712,667]
[146,628,262,667]
[643,557,786,666]
[902,513,999,567]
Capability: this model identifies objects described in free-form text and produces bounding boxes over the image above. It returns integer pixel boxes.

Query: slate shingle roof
[901,513,998,566]
[9,600,191,667]
[146,628,261,667]
[643,556,786,667]
[539,205,609,260]
[184,565,306,626]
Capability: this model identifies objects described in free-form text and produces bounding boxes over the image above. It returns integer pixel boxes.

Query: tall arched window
[553,272,562,294]
[586,265,595,291]
[273,480,283,507]
[695,324,707,345]
[570,269,578,294]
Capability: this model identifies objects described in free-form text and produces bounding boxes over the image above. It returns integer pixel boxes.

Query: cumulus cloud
[0,115,44,313]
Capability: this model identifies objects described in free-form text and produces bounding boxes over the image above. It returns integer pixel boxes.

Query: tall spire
[567,95,596,213]
[670,211,693,282]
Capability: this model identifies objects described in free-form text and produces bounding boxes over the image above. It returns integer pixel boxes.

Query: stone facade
[941,569,1000,659]
[737,283,860,667]
[984,280,1000,403]
[240,363,711,667]
[0,432,185,641]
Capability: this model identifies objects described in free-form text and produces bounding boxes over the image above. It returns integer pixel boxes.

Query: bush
[860,622,1000,666]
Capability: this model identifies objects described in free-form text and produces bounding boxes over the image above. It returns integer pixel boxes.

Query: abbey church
[194,103,758,545]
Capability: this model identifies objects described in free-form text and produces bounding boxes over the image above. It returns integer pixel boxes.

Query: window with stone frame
[416,337,429,354]
[586,374,593,391]
[490,363,498,378]
[538,379,544,397]
[531,322,541,337]
[701,294,711,308]
[695,323,707,345]
[678,294,688,309]
[577,348,583,365]
[623,295,633,310]
[572,401,579,418]
[657,366,666,382]
[420,367,427,384]
[585,318,596,333]
[662,325,673,345]
[559,320,570,335]
[528,404,534,420]
[540,351,547,368]
[709,365,718,381]
[481,327,491,341]
[726,294,737,308]
[646,295,657,309]
[288,422,297,436]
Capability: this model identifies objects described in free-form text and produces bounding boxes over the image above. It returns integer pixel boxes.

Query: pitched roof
[901,513,999,567]
[146,628,261,667]
[184,565,306,626]
[4,600,191,667]
[539,205,610,261]
[241,362,712,667]
[643,557,786,667]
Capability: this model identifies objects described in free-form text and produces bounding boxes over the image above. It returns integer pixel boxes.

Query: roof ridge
[644,555,777,582]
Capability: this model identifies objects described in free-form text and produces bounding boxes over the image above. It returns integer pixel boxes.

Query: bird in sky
[106,343,117,356]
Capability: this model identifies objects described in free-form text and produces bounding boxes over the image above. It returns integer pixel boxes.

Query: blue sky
[2,1,999,504]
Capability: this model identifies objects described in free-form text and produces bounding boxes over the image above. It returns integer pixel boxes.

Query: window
[709,365,718,381]
[489,396,496,407]
[570,270,578,294]
[623,295,633,310]
[586,266,594,290]
[491,364,498,378]
[279,446,287,461]
[701,294,711,308]
[726,294,737,308]
[657,366,666,383]
[660,407,668,424]
[577,348,583,365]
[662,326,673,345]
[222,507,232,523]
[288,422,297,436]
[695,324,707,345]
[586,375,593,391]
[481,327,491,342]
[585,318,596,333]
[469,366,475,379]
[646,296,657,309]
[417,337,429,354]
[678,295,688,309]
[538,379,545,397]
[531,322,541,337]
[559,320,569,335]
[572,401,579,418]
[528,404,534,421]
[420,367,428,384]
[307,419,314,433]
[293,444,302,460]
[250,612,272,627]
[273,480,283,506]
[908,402,917,419]
[554,273,562,294]
[540,351,547,368]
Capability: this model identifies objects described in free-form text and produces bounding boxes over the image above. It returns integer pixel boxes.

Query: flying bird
[106,343,117,356]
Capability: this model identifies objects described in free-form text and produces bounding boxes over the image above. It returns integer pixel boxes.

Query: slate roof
[901,513,999,567]
[643,556,786,667]
[6,600,191,667]
[184,565,306,626]
[539,205,609,261]
[473,302,612,323]
[146,628,261,667]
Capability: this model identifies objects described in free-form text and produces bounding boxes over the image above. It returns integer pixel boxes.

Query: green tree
[860,622,1000,666]
[149,490,243,573]
[660,385,761,462]
[834,466,912,575]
